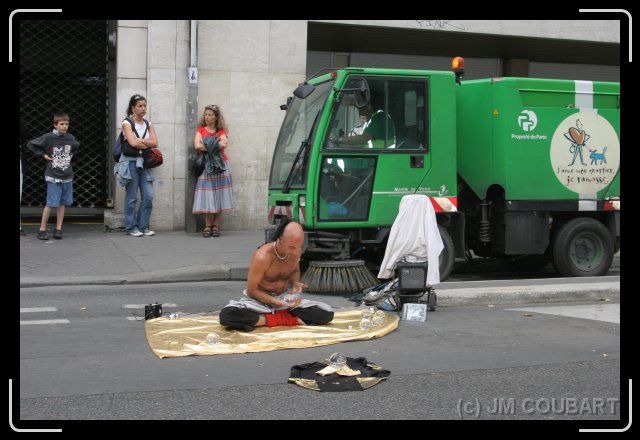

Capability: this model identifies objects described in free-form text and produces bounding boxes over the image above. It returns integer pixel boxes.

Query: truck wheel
[552,218,614,277]
[438,225,455,281]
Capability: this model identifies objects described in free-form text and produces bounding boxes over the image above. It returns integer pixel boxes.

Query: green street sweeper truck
[267,58,620,284]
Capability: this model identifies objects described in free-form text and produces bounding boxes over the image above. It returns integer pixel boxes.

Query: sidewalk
[19,223,620,306]
[19,223,263,288]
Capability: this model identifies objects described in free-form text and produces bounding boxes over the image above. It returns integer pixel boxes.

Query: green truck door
[316,76,431,227]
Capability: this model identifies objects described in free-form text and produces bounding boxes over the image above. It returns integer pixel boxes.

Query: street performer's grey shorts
[219,289,334,331]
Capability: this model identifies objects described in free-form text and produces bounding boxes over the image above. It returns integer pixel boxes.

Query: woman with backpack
[114,94,159,237]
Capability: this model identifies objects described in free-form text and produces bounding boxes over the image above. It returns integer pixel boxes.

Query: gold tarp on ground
[145,309,399,358]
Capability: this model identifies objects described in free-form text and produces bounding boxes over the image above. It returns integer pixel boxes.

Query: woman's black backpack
[113,117,149,162]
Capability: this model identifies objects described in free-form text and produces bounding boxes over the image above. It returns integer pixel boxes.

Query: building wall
[106,20,307,232]
[195,20,308,230]
[318,20,620,43]
[107,19,620,232]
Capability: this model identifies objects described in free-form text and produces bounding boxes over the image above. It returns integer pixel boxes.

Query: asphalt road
[18,280,622,426]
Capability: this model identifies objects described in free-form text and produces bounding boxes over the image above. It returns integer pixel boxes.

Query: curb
[21,272,620,308]
[436,282,620,307]
[20,264,249,288]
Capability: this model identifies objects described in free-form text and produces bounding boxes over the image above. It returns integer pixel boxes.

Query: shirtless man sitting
[219,220,334,331]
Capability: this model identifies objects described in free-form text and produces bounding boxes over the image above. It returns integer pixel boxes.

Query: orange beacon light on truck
[452,56,465,84]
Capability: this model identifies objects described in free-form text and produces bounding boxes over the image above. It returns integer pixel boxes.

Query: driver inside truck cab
[349,114,368,137]
[332,99,396,149]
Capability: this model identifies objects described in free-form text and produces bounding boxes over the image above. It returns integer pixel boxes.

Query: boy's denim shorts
[46,181,73,208]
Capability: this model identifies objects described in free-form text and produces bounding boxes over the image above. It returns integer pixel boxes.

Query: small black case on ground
[144,303,162,320]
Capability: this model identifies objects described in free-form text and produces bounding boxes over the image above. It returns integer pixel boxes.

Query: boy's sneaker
[127,230,143,237]
[143,229,155,236]
[37,230,49,240]
[53,229,63,239]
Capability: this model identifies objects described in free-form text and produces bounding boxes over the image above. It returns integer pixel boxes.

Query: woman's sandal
[211,225,220,237]
[202,226,212,237]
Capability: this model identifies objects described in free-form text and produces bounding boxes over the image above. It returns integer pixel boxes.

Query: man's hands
[291,281,308,294]
[276,281,308,308]
[278,293,302,309]
[328,133,342,147]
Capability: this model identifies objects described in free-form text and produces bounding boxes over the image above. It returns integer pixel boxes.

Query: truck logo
[550,112,619,195]
[563,119,590,166]
[518,110,538,132]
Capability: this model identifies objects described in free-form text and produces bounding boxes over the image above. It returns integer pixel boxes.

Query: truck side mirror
[336,78,370,108]
[293,82,315,99]
[280,96,293,111]
[355,79,370,108]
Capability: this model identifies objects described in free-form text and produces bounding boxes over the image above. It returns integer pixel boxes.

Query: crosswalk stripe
[20,307,57,313]
[123,303,177,309]
[20,319,70,325]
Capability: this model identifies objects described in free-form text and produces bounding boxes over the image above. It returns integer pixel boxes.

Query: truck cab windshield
[269,79,334,189]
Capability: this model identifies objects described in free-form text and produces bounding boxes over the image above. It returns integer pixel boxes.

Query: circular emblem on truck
[518,110,538,132]
[550,112,620,194]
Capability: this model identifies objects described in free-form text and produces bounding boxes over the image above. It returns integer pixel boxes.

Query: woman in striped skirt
[192,104,234,237]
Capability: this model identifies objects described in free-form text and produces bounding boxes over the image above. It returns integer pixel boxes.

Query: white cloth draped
[377,195,444,285]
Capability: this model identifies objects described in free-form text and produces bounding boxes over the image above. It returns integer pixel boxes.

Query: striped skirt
[192,160,234,214]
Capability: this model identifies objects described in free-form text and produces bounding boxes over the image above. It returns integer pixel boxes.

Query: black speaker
[397,261,428,291]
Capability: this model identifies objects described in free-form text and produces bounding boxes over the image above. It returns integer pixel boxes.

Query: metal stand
[393,287,437,315]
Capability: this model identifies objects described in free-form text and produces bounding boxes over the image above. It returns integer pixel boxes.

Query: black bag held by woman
[121,117,150,157]
[120,136,139,157]
[191,152,205,177]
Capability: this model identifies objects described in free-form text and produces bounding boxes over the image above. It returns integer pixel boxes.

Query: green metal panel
[417,73,458,198]
[457,77,620,201]
[456,79,495,199]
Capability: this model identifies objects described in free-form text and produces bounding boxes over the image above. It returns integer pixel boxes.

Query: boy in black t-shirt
[27,112,80,240]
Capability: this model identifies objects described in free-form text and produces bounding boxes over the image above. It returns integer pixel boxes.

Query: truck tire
[438,225,455,281]
[552,218,614,277]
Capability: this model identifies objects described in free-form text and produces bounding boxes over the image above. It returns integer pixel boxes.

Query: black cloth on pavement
[288,357,390,392]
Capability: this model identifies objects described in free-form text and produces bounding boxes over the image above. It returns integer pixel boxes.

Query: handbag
[120,136,139,157]
[121,117,150,157]
[142,148,163,169]
[191,152,205,177]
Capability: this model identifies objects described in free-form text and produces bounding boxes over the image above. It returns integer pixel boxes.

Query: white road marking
[20,307,57,313]
[123,303,177,309]
[507,303,619,324]
[20,319,70,325]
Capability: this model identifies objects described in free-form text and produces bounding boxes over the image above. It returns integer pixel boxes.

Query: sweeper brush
[301,259,379,294]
